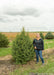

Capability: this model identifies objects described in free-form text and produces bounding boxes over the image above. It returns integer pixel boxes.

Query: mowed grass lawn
[0,39,54,57]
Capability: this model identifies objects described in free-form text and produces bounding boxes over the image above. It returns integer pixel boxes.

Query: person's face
[36,33,40,38]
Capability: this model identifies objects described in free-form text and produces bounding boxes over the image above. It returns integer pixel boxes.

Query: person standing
[33,33,44,65]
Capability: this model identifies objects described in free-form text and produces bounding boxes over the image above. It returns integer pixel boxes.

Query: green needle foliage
[40,32,44,39]
[45,32,54,39]
[0,33,9,47]
[12,27,34,64]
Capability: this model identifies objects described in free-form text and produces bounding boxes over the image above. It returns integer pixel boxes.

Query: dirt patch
[0,55,12,60]
[42,48,54,54]
[0,55,20,75]
[45,41,53,44]
[0,48,54,75]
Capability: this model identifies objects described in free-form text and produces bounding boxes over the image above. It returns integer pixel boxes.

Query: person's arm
[33,39,37,49]
[41,39,44,50]
[33,39,36,47]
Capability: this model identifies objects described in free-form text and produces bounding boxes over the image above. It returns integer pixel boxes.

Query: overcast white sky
[0,0,54,32]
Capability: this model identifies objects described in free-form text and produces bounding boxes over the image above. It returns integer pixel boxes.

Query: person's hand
[34,46,37,49]
[42,50,44,52]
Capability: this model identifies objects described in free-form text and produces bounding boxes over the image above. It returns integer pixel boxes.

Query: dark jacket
[33,38,44,50]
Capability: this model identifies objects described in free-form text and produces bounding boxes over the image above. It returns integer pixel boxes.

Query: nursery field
[0,39,54,75]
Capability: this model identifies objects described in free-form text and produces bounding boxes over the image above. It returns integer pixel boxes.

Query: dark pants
[35,49,44,63]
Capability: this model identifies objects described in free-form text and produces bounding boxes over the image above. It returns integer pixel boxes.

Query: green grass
[0,42,12,56]
[44,39,54,49]
[9,41,12,46]
[0,47,12,56]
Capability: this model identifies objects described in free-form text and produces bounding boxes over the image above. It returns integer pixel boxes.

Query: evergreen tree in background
[45,32,54,39]
[0,33,9,47]
[40,32,44,39]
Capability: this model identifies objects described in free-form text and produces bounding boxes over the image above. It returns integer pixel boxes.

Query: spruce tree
[0,33,9,47]
[12,27,34,64]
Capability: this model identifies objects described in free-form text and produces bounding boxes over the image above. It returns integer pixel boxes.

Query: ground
[0,48,54,75]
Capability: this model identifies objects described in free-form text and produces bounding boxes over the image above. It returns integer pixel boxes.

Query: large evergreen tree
[12,27,34,64]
